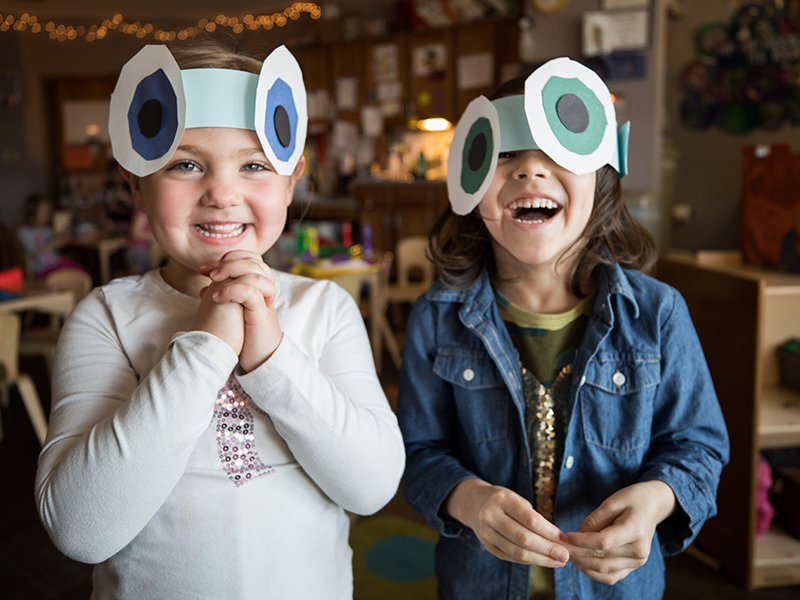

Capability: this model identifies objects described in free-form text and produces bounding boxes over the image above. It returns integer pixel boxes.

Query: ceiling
[0,0,389,22]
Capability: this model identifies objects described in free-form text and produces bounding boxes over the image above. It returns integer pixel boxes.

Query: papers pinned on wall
[457,53,494,91]
[583,9,650,57]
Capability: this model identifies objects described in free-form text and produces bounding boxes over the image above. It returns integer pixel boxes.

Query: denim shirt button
[580,375,586,386]
[612,370,626,387]
[462,368,475,382]
[565,455,574,469]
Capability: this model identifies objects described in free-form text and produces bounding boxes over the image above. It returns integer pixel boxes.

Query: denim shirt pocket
[434,347,509,442]
[581,353,660,452]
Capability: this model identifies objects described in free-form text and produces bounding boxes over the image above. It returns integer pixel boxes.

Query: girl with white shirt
[35,40,404,599]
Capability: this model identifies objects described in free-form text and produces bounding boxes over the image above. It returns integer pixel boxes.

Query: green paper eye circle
[461,117,493,194]
[524,57,618,175]
[542,76,607,156]
[447,96,500,215]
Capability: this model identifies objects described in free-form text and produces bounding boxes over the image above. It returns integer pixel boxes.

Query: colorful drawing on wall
[741,143,800,273]
[680,0,800,134]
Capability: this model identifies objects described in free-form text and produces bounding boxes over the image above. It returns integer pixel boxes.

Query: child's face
[35,201,52,226]
[478,149,596,276]
[124,127,303,274]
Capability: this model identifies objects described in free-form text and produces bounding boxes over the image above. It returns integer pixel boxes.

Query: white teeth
[195,224,245,238]
[508,198,559,210]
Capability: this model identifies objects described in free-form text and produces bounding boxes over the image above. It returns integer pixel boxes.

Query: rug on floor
[351,514,438,600]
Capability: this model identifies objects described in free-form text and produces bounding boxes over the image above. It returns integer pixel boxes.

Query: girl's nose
[201,172,242,208]
[513,150,551,180]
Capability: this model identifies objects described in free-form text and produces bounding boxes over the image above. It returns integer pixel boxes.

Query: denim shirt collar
[425,262,641,326]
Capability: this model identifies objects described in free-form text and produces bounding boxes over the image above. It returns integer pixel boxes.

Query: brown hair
[18,193,52,227]
[430,74,657,296]
[169,39,262,73]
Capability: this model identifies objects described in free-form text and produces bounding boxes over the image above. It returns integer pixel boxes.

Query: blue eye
[108,45,185,177]
[255,46,308,176]
[128,69,180,161]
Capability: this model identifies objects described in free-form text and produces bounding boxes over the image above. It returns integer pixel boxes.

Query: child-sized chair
[19,268,92,376]
[0,312,48,446]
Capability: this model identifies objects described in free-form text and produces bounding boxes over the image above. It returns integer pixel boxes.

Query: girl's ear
[118,165,145,212]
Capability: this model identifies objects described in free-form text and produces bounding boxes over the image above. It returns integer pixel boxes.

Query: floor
[2,352,800,599]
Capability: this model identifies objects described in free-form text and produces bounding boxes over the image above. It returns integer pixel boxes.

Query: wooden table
[0,287,75,319]
[67,236,128,284]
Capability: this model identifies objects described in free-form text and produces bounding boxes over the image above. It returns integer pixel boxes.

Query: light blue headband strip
[492,96,538,153]
[490,94,630,177]
[182,68,258,131]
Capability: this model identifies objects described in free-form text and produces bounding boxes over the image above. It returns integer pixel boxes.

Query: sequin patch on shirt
[215,374,275,487]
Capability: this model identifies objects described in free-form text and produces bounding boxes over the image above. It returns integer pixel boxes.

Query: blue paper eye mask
[109,44,308,177]
[447,57,630,216]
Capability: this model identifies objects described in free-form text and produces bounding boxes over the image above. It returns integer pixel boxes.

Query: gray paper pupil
[468,132,487,171]
[274,105,292,148]
[556,94,589,134]
[138,99,163,139]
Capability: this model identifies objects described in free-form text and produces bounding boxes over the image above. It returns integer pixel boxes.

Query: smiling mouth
[194,223,246,238]
[507,198,562,224]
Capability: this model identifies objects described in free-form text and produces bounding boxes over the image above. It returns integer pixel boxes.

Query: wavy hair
[430,75,657,295]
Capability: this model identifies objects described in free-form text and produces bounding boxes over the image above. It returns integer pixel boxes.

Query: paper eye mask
[109,44,308,177]
[447,57,630,216]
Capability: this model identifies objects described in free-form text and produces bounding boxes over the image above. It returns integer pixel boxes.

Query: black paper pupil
[557,94,589,133]
[138,99,163,139]
[467,133,487,171]
[274,105,292,148]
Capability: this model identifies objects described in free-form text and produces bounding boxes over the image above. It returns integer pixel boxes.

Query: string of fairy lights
[0,3,321,42]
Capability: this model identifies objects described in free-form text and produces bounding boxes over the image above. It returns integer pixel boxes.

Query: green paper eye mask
[447,57,630,216]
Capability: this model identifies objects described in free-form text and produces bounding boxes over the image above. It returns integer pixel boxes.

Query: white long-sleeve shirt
[35,269,405,599]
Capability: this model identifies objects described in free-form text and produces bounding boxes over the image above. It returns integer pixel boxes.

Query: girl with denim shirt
[396,58,729,599]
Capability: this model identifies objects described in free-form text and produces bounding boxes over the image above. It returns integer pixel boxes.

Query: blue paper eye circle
[127,68,180,161]
[263,78,298,162]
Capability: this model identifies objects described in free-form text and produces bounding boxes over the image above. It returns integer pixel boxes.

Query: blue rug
[351,514,438,599]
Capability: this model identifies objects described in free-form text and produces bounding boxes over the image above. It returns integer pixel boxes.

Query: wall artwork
[680,0,800,134]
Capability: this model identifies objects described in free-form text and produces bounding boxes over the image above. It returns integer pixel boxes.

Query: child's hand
[445,478,569,568]
[190,279,245,355]
[560,480,677,585]
[202,250,283,373]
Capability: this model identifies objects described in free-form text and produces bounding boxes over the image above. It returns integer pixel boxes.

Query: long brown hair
[430,75,657,296]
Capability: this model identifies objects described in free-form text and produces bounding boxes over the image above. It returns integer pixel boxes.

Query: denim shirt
[396,264,729,600]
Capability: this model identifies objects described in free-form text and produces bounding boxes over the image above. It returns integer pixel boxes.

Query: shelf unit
[657,251,800,590]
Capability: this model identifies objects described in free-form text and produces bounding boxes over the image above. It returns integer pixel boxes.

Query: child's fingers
[211,278,275,311]
[209,257,273,285]
[572,558,639,585]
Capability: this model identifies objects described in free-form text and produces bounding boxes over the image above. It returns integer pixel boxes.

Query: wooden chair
[329,270,402,374]
[0,312,48,446]
[386,236,435,307]
[19,268,92,376]
[385,236,435,350]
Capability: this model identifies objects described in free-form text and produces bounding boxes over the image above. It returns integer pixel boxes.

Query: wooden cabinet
[366,35,410,127]
[656,251,800,590]
[298,44,333,126]
[331,41,366,123]
[355,182,447,258]
[408,28,455,122]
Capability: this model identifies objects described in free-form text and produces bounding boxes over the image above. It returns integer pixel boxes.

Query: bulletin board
[680,0,800,134]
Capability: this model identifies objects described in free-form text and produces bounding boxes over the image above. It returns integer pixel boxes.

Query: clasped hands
[190,250,282,373]
[446,478,676,586]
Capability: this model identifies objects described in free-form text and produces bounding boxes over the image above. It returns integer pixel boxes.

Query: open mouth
[194,223,246,239]
[508,198,562,224]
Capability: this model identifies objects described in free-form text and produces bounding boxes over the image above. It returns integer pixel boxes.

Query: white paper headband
[447,57,630,215]
[109,44,308,177]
